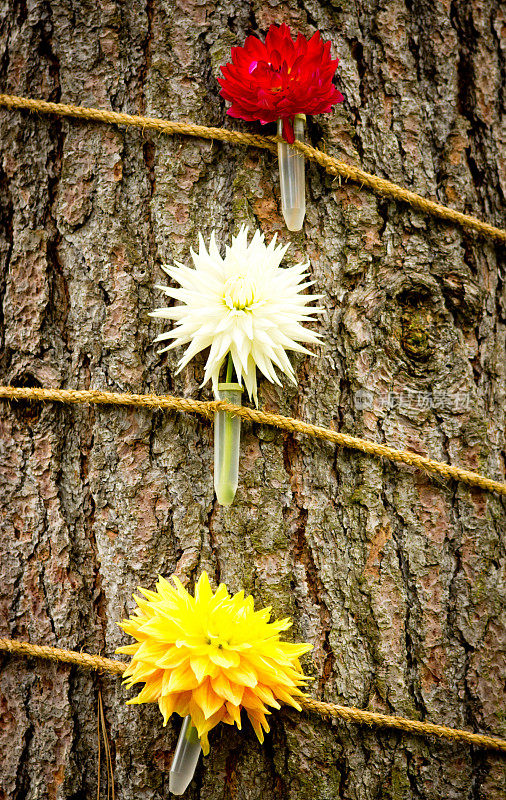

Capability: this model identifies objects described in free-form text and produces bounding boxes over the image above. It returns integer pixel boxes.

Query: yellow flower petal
[132,640,171,663]
[195,572,213,605]
[225,702,242,729]
[253,684,281,709]
[158,693,179,724]
[241,687,268,712]
[192,679,225,720]
[127,671,164,703]
[211,672,244,706]
[115,643,140,656]
[201,731,210,756]
[190,655,218,683]
[247,709,269,744]
[138,618,180,641]
[224,660,258,688]
[208,648,240,669]
[165,663,199,693]
[123,662,161,685]
[175,691,193,719]
[155,647,189,670]
[271,685,303,711]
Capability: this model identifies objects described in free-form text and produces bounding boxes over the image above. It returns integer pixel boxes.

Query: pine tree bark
[1,1,505,799]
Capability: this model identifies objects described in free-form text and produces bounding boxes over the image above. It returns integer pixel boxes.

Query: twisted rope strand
[1,638,505,754]
[300,696,506,753]
[0,637,126,675]
[0,94,276,152]
[1,93,505,243]
[1,385,505,498]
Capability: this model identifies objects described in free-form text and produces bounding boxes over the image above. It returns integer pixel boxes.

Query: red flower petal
[219,23,344,141]
[282,117,295,144]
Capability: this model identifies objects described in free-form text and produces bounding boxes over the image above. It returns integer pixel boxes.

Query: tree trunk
[1,1,505,799]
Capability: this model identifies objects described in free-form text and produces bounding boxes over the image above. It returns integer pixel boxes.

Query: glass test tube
[214,382,243,506]
[277,114,306,231]
[169,716,202,795]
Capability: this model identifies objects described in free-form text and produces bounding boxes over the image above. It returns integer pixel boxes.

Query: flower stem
[226,352,234,383]
[169,716,202,795]
[220,357,235,502]
[214,354,242,506]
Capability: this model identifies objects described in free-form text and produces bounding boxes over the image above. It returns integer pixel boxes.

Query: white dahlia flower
[150,226,322,405]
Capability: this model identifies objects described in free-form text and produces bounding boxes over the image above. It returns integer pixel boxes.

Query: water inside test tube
[277,115,306,231]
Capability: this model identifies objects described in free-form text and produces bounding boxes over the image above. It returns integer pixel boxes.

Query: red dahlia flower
[218,23,344,143]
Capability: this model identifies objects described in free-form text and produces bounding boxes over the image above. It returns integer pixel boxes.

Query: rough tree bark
[0,1,505,799]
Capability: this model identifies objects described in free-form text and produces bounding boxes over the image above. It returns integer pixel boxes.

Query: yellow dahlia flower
[117,572,312,753]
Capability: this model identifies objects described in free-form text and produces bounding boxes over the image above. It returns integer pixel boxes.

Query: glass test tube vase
[169,716,202,795]
[214,382,243,506]
[277,114,306,231]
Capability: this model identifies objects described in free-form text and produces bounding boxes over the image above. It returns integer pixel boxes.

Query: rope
[1,93,505,244]
[2,385,506,498]
[0,637,126,675]
[1,637,505,754]
[300,696,506,753]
